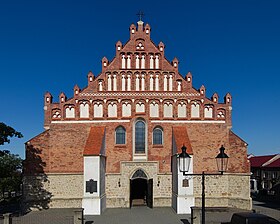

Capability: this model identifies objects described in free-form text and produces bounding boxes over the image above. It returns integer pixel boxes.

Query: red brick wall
[25,122,248,175]
[24,130,50,175]
[229,131,250,173]
[26,124,90,174]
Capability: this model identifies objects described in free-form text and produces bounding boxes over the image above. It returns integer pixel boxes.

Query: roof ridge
[262,154,280,167]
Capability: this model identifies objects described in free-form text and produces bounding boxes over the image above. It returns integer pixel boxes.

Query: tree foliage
[0,122,23,146]
[0,122,23,197]
[0,150,23,194]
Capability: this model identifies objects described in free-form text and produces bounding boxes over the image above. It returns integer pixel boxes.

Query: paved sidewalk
[0,208,75,224]
[1,201,279,224]
[85,207,191,224]
[252,200,280,221]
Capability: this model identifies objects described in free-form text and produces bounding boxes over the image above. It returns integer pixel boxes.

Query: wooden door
[130,179,132,208]
[147,179,153,208]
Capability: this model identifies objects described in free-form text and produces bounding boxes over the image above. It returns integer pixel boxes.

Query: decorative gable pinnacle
[129,20,151,39]
[144,23,151,37]
[200,85,206,96]
[172,57,179,71]
[59,92,66,103]
[129,23,136,38]
[212,93,219,103]
[115,41,122,54]
[158,42,165,55]
[102,57,109,72]
[137,20,144,31]
[74,84,80,96]
[87,71,94,85]
[224,93,232,105]
[186,72,192,86]
[44,92,52,104]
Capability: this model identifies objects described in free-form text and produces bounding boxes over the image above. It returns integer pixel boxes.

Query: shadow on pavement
[254,199,280,210]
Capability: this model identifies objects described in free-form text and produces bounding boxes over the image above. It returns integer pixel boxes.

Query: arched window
[204,105,213,118]
[80,102,89,118]
[94,102,103,117]
[164,102,173,117]
[136,102,145,113]
[121,54,126,69]
[108,102,117,117]
[65,105,75,118]
[135,120,146,153]
[153,127,163,145]
[115,126,126,144]
[150,102,159,117]
[122,102,131,117]
[191,102,200,118]
[178,102,187,118]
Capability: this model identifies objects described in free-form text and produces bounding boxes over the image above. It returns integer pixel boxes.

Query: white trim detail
[52,120,130,124]
[80,92,200,97]
[51,120,225,124]
[151,120,225,124]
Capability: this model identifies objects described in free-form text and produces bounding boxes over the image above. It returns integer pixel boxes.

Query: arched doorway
[130,169,153,208]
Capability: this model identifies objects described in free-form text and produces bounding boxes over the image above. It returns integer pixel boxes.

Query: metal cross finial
[137,11,144,21]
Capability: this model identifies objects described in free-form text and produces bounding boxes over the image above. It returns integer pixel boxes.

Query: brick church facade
[24,20,251,214]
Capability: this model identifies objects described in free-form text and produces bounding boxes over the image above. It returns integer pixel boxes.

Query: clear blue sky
[0,0,279,158]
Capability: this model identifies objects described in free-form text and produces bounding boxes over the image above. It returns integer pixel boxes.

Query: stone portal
[130,169,153,208]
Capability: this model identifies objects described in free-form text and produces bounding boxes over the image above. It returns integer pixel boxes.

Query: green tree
[0,122,23,199]
[0,122,23,146]
[0,150,23,194]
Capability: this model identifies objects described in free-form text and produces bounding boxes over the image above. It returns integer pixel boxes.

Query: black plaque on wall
[86,179,97,193]
[182,179,189,187]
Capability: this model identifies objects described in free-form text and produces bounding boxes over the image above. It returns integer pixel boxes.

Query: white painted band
[51,120,130,124]
[51,120,225,124]
[151,120,225,124]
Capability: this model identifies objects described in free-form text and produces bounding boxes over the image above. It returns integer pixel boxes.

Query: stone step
[132,199,146,206]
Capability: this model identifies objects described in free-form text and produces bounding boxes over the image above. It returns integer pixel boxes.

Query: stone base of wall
[153,197,171,207]
[228,198,252,210]
[49,198,82,208]
[194,197,251,210]
[106,197,127,208]
[23,173,83,210]
[23,171,251,212]
[193,174,252,211]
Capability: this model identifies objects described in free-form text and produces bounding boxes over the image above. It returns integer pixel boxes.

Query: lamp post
[177,145,229,224]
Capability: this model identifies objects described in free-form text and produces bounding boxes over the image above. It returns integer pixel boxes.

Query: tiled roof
[173,126,193,155]
[265,157,280,168]
[83,126,105,156]
[249,155,276,167]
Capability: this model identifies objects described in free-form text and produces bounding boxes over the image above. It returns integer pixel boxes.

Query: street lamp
[178,145,191,175]
[215,145,229,174]
[177,145,229,224]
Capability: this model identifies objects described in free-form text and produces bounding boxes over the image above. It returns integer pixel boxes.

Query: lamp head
[178,145,191,173]
[216,145,229,173]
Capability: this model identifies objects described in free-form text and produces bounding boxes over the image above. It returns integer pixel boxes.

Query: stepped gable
[42,20,233,129]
